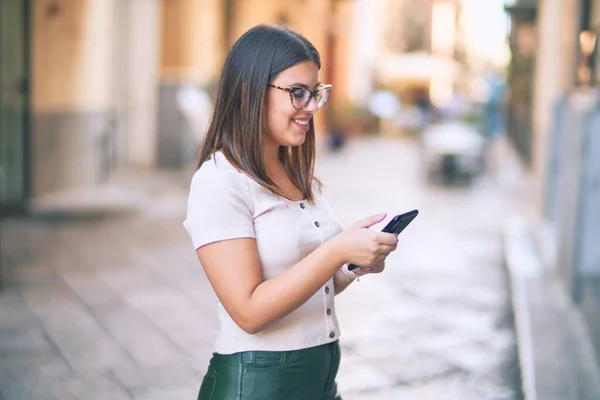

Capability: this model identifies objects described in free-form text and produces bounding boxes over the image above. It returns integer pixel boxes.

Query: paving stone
[336,362,396,393]
[0,384,63,400]
[20,281,79,310]
[409,329,471,354]
[93,304,185,366]
[48,375,132,400]
[189,351,217,375]
[61,270,123,307]
[443,340,498,373]
[124,288,217,352]
[130,385,199,400]
[344,332,418,359]
[0,354,73,390]
[98,266,169,295]
[7,263,59,286]
[33,303,132,372]
[0,291,38,330]
[368,352,459,384]
[341,373,473,400]
[0,329,54,356]
[109,362,201,391]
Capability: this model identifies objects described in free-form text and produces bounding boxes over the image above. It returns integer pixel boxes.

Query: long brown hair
[196,24,322,203]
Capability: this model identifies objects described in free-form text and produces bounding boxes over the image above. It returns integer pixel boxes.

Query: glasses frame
[267,83,332,110]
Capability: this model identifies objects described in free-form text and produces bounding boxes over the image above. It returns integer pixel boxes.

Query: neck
[263,141,282,172]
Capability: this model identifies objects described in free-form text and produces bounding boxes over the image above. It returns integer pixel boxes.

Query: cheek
[268,106,293,134]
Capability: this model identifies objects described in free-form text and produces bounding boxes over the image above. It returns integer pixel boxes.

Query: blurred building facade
[506,0,600,362]
[0,0,362,216]
[373,0,465,111]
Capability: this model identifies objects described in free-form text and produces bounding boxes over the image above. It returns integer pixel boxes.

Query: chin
[279,132,306,147]
[289,135,307,147]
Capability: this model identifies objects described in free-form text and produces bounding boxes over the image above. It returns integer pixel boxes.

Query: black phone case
[382,209,419,234]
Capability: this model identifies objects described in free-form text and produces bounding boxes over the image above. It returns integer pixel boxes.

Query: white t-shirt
[183,151,345,354]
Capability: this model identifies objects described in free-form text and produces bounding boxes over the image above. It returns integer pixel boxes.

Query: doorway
[0,0,31,217]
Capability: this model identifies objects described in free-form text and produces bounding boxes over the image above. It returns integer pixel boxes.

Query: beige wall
[33,0,116,111]
[229,0,330,77]
[230,0,281,41]
[160,0,223,85]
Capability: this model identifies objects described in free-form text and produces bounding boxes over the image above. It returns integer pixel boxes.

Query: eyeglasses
[268,84,332,110]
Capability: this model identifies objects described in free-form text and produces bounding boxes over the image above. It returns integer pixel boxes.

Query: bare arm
[197,237,344,334]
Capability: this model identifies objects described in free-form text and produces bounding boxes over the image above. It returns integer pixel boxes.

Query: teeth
[294,119,309,126]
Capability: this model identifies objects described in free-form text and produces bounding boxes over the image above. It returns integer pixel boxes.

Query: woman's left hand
[355,261,385,276]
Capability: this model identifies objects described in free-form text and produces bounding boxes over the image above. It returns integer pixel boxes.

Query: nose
[303,95,319,112]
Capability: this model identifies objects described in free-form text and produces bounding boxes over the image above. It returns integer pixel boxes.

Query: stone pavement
[0,136,521,399]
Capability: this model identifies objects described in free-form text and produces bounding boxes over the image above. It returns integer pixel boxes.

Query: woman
[184,24,398,400]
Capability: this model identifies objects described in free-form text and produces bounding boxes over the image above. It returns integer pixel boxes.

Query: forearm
[243,240,344,333]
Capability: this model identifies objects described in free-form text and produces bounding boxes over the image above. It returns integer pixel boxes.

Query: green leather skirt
[198,340,343,400]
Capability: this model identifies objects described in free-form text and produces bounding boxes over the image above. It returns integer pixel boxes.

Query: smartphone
[347,209,419,271]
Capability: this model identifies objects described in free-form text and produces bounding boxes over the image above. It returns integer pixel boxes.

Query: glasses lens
[316,87,330,108]
[290,87,311,109]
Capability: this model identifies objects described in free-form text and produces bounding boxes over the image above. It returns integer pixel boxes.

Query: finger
[373,261,386,272]
[377,244,397,254]
[371,255,387,266]
[374,232,399,245]
[356,266,374,276]
[357,262,385,275]
[354,213,387,229]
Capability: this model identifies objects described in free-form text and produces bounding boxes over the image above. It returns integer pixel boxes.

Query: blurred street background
[1,0,600,399]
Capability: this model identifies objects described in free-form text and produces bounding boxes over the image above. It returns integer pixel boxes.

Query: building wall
[156,0,222,168]
[160,0,223,85]
[532,0,600,215]
[31,0,117,196]
[26,0,364,197]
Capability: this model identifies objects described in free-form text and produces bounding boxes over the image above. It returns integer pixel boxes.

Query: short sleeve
[183,167,255,250]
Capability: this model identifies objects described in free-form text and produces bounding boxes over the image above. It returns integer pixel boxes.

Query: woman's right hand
[329,213,398,267]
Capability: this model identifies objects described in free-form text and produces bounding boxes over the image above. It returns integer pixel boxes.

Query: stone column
[157,0,222,168]
[113,0,162,169]
[31,0,116,197]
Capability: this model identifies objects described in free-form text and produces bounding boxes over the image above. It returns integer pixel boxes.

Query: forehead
[272,60,320,85]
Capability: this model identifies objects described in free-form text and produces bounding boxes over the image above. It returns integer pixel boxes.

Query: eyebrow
[288,82,322,89]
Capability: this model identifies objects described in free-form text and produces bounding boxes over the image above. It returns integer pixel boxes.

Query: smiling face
[264,60,321,150]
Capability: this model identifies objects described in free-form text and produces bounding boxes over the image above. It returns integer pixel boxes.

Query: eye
[290,87,307,99]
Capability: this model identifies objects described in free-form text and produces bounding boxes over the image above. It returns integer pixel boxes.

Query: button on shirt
[183,151,343,355]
